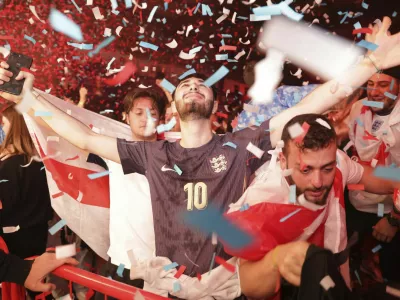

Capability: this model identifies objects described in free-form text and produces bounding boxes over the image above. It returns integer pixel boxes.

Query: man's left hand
[372,217,398,243]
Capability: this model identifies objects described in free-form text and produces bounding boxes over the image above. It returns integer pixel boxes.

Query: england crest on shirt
[371,119,384,133]
[209,154,228,173]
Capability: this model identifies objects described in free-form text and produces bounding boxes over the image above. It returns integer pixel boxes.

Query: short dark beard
[286,174,333,205]
[176,99,214,121]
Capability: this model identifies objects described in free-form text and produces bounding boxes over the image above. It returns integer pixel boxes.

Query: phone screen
[0,52,33,96]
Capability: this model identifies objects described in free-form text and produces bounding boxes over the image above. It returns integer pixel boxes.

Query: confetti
[357,40,379,51]
[174,265,187,279]
[362,100,384,109]
[189,46,202,55]
[29,5,46,23]
[374,167,400,181]
[215,54,228,61]
[246,142,264,159]
[178,69,196,80]
[250,14,271,22]
[279,1,304,21]
[139,41,159,51]
[163,262,178,271]
[393,11,398,17]
[179,50,196,60]
[289,185,297,204]
[24,35,36,44]
[165,39,178,48]
[147,6,158,23]
[316,118,331,129]
[372,244,382,253]
[384,92,397,100]
[371,159,378,168]
[215,256,235,272]
[70,0,82,13]
[356,118,364,127]
[173,281,181,292]
[49,219,67,235]
[160,78,176,93]
[67,42,93,50]
[352,28,373,35]
[116,264,125,277]
[34,111,53,117]
[320,275,335,291]
[377,203,384,217]
[56,243,76,259]
[183,205,254,249]
[52,192,64,199]
[3,225,20,234]
[103,62,136,86]
[204,66,229,87]
[240,203,250,211]
[174,164,183,175]
[88,36,116,57]
[0,180,9,183]
[280,208,302,223]
[92,7,104,20]
[288,123,304,140]
[223,142,237,149]
[88,170,111,180]
[347,184,365,190]
[361,0,369,9]
[253,5,281,16]
[390,79,395,91]
[157,117,176,134]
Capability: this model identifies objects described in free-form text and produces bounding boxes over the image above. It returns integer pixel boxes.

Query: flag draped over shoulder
[23,89,133,260]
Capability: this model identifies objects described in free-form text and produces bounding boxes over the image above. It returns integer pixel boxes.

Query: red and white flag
[23,89,133,260]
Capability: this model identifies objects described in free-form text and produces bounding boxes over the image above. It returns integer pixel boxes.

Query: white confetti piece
[56,243,76,259]
[116,26,123,37]
[47,136,60,142]
[316,118,331,129]
[288,123,304,139]
[106,57,116,70]
[179,50,196,60]
[86,0,93,5]
[3,225,20,234]
[234,50,246,60]
[371,159,378,168]
[216,14,228,24]
[377,203,384,217]
[29,18,34,24]
[246,142,264,159]
[92,7,104,20]
[212,232,218,245]
[320,275,335,291]
[165,39,178,48]
[29,5,46,23]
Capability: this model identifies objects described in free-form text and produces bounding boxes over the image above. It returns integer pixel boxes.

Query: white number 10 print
[184,182,208,211]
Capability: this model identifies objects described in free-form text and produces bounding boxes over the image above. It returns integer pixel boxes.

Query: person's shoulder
[349,99,365,120]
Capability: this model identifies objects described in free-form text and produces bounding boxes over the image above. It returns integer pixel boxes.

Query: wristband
[272,246,279,270]
[386,214,400,227]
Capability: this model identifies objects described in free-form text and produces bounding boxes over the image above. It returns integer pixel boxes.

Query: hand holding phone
[0,52,33,95]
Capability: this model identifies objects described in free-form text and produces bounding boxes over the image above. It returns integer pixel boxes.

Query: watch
[386,214,400,227]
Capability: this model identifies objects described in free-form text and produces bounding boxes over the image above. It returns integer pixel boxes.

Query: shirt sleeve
[116,138,149,175]
[0,250,33,285]
[337,150,364,185]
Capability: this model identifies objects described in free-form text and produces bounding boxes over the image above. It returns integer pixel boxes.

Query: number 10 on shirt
[185,182,208,211]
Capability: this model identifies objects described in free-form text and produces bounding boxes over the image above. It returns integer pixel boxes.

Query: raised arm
[0,64,120,163]
[269,17,400,146]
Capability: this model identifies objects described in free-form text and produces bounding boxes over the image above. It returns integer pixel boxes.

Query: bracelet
[365,55,381,73]
[272,246,279,270]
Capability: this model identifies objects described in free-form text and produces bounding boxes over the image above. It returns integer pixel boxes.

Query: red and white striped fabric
[23,89,133,260]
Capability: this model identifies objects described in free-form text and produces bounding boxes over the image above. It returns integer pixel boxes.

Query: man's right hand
[24,252,78,292]
[0,61,35,103]
[273,241,310,287]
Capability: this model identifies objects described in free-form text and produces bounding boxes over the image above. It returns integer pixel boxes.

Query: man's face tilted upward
[174,77,214,121]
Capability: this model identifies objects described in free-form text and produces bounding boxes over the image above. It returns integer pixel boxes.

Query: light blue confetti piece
[122,19,127,27]
[34,111,53,117]
[390,79,395,91]
[24,35,36,44]
[163,262,178,271]
[240,203,250,211]
[183,204,254,249]
[88,170,111,180]
[340,12,349,24]
[374,167,400,181]
[203,4,213,16]
[88,36,116,57]
[289,185,297,204]
[194,2,201,14]
[67,42,93,50]
[179,69,196,80]
[147,6,158,23]
[162,18,167,24]
[280,208,302,222]
[223,142,237,149]
[384,92,397,100]
[160,78,176,93]
[227,59,238,63]
[372,244,382,253]
[186,65,192,69]
[125,0,132,8]
[157,117,176,134]
[202,4,207,16]
[116,264,125,277]
[354,21,362,38]
[232,66,237,70]
[189,46,202,55]
[390,163,397,168]
[220,39,225,46]
[164,2,168,11]
[221,34,232,38]
[361,0,369,9]
[253,5,281,16]
[204,66,229,87]
[4,44,10,50]
[279,2,303,21]
[237,16,248,20]
[362,100,384,109]
[393,11,398,17]
[174,164,182,175]
[71,0,82,13]
[356,118,364,127]
[111,10,120,15]
[208,252,216,274]
[354,270,362,286]
[357,40,379,51]
[377,203,384,217]
[139,41,159,51]
[138,35,144,39]
[216,54,228,61]
[49,219,67,235]
[42,29,48,34]
[173,281,181,292]
[0,179,9,183]
[40,166,45,171]
[72,56,80,60]
[49,9,83,42]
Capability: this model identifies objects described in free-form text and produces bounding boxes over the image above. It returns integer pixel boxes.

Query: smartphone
[0,52,33,95]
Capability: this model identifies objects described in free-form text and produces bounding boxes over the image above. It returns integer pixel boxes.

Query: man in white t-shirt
[237,114,399,299]
[95,87,168,299]
[347,67,400,282]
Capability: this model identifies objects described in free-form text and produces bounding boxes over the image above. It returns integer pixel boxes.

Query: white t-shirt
[107,160,155,269]
[347,100,400,214]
